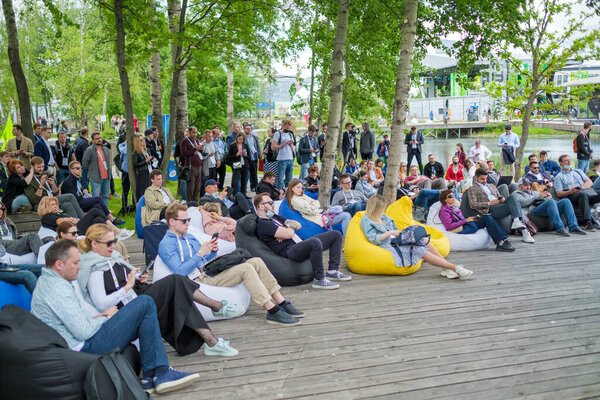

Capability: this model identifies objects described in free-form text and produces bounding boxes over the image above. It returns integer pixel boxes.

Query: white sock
[513,217,520,223]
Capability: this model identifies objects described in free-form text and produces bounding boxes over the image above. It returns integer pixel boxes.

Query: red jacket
[445,164,464,181]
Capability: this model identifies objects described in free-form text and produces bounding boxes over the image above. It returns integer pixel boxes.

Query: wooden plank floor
[121,230,600,399]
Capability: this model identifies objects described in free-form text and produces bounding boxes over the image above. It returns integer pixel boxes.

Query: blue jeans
[81,295,169,376]
[276,159,294,189]
[414,189,440,210]
[90,179,110,208]
[531,198,578,231]
[0,270,37,293]
[11,194,32,211]
[346,202,366,217]
[300,159,315,180]
[460,215,508,244]
[56,169,70,186]
[577,159,590,174]
[330,211,351,236]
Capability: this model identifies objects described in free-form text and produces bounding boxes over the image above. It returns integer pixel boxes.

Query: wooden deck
[122,231,600,400]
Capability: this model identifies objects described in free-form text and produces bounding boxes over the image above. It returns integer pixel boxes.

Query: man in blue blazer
[33,127,57,176]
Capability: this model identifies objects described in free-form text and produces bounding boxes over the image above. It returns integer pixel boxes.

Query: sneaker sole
[459,272,473,280]
[496,247,516,252]
[204,349,239,357]
[266,318,302,326]
[326,276,352,281]
[155,373,200,394]
[311,284,340,290]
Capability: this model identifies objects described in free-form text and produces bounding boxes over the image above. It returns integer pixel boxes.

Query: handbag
[522,215,538,236]
[203,248,253,277]
[232,161,242,170]
[258,157,265,172]
[178,165,190,181]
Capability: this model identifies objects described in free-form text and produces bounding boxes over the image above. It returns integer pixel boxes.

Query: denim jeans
[300,159,315,180]
[330,211,351,235]
[56,169,70,186]
[90,179,110,208]
[81,295,169,376]
[346,202,366,217]
[285,230,342,280]
[276,159,294,189]
[11,194,32,211]
[577,159,590,174]
[460,215,508,244]
[490,195,522,219]
[594,178,600,191]
[531,198,578,231]
[414,189,440,210]
[0,270,37,294]
[79,196,110,215]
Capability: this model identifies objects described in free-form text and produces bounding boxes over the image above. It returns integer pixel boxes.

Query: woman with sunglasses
[77,224,240,357]
[0,201,45,258]
[438,189,515,252]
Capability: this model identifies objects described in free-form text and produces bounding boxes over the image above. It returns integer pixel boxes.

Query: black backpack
[84,349,150,400]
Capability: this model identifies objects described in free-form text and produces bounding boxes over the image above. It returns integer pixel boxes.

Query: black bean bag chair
[0,305,140,400]
[460,188,512,233]
[235,214,313,286]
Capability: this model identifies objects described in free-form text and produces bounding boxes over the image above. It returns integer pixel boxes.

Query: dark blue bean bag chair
[305,190,318,200]
[278,199,342,240]
[135,196,146,239]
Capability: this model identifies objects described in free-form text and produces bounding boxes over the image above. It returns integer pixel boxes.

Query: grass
[482,123,570,137]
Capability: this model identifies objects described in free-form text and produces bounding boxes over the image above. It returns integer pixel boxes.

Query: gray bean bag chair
[0,305,140,400]
[460,188,512,233]
[235,214,313,286]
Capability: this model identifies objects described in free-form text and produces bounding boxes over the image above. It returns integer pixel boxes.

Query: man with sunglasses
[523,161,553,193]
[254,193,350,290]
[159,203,303,326]
[198,179,253,220]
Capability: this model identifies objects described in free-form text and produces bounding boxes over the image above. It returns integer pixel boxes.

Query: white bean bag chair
[187,207,236,256]
[37,226,56,240]
[0,252,37,265]
[152,256,251,322]
[37,241,54,265]
[427,201,493,251]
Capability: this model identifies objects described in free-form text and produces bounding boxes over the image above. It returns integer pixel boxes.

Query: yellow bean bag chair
[344,197,450,275]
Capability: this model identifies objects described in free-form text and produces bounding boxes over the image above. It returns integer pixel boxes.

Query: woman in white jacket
[285,179,351,235]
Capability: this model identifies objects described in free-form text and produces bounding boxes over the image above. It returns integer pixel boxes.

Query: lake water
[404,136,600,167]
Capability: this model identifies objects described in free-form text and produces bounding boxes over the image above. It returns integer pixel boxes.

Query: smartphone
[211,232,219,240]
[0,267,21,272]
[135,261,153,278]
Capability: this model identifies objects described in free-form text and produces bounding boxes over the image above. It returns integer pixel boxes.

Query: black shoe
[266,309,301,326]
[112,218,126,226]
[281,301,305,318]
[556,229,570,237]
[583,221,597,232]
[496,240,515,252]
[569,227,587,235]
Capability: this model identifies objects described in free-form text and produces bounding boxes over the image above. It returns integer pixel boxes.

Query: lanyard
[97,147,106,164]
[34,175,53,196]
[107,261,120,290]
[177,236,194,262]
[342,190,355,203]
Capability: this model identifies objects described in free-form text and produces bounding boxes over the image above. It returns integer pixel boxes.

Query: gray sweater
[512,189,541,211]
[332,189,368,210]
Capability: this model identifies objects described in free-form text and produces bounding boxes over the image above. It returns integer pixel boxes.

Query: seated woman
[3,160,33,213]
[37,197,133,241]
[405,165,447,190]
[445,156,464,188]
[200,203,236,242]
[360,195,473,279]
[437,190,515,252]
[303,165,320,193]
[77,223,241,356]
[366,160,384,187]
[459,158,476,193]
[142,169,180,225]
[286,179,351,235]
[0,201,45,257]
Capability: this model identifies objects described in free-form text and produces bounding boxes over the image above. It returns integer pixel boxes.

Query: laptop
[498,176,513,186]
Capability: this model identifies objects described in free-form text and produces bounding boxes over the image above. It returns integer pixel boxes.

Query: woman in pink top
[200,203,236,242]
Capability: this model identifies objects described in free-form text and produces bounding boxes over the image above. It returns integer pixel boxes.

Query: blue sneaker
[281,301,305,318]
[266,308,301,326]
[112,218,126,226]
[154,367,200,394]
[204,337,239,357]
[326,270,352,281]
[211,299,245,319]
[140,378,155,394]
[311,278,340,290]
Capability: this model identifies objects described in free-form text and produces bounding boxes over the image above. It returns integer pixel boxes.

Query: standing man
[147,126,165,168]
[404,126,424,175]
[226,122,241,149]
[33,123,42,143]
[342,122,358,165]
[317,123,327,162]
[575,121,593,174]
[272,119,296,190]
[212,126,227,190]
[298,125,319,180]
[81,132,111,208]
[243,122,260,192]
[180,126,204,203]
[199,129,217,197]
[34,127,57,176]
[7,124,34,168]
[73,128,91,190]
[468,139,492,162]
[54,131,75,185]
[57,120,71,143]
[376,133,390,166]
[497,124,520,176]
[359,122,376,161]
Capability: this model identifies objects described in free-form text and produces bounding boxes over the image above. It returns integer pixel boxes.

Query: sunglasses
[175,218,191,224]
[261,200,274,206]
[97,239,118,247]
[0,206,5,211]
[72,166,81,170]
[67,230,79,236]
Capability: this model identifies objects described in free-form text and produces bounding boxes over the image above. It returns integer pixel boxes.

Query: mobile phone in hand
[211,232,219,240]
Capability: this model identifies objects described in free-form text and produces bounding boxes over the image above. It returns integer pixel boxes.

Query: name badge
[62,157,69,166]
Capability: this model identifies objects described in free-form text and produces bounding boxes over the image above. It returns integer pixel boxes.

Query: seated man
[158,203,304,326]
[331,174,368,216]
[523,154,548,176]
[142,169,196,225]
[539,150,561,178]
[254,193,351,290]
[256,171,284,201]
[355,171,377,199]
[61,161,125,226]
[303,165,320,193]
[198,179,253,220]
[467,168,535,243]
[523,161,553,192]
[484,160,517,197]
[24,157,85,218]
[554,154,600,231]
[404,165,447,190]
[423,154,445,181]
[513,178,586,237]
[31,239,200,395]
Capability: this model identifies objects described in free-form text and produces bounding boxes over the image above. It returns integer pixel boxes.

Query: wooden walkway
[122,230,600,400]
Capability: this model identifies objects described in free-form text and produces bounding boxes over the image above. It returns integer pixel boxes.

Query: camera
[350,126,361,136]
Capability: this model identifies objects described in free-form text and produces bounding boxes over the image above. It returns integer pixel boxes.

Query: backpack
[573,131,587,153]
[74,139,90,163]
[84,349,149,400]
[390,225,431,266]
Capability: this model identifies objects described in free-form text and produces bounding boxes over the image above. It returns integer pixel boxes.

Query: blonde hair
[365,195,387,224]
[78,223,113,253]
[203,203,221,214]
[37,197,60,217]
[133,135,145,154]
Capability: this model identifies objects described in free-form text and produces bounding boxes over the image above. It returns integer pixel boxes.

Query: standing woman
[132,135,154,202]
[263,128,278,182]
[3,160,34,213]
[455,143,466,166]
[228,133,250,196]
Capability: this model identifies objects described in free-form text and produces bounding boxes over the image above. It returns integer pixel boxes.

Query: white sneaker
[454,265,473,280]
[119,229,135,240]
[521,229,535,243]
[511,219,526,230]
[441,269,459,279]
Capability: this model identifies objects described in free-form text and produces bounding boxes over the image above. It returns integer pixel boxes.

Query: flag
[1,115,13,150]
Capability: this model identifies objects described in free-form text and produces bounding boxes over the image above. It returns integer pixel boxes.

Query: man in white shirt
[468,139,492,162]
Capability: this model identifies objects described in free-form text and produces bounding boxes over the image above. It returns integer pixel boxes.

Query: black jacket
[404,131,424,153]
[198,194,230,217]
[423,161,445,179]
[256,179,280,201]
[227,142,251,167]
[60,173,84,201]
[297,134,318,164]
[576,131,593,160]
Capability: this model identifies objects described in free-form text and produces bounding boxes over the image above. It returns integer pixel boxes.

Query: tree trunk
[1,0,33,140]
[383,0,418,204]
[318,0,350,208]
[113,0,137,203]
[336,58,349,157]
[308,5,319,125]
[227,65,234,133]
[315,64,329,128]
[514,75,540,180]
[149,0,164,173]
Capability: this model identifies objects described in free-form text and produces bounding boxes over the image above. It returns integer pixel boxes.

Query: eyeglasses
[261,200,274,206]
[530,167,539,170]
[340,181,352,185]
[175,218,191,224]
[97,239,118,247]
[66,230,79,236]
[72,166,81,170]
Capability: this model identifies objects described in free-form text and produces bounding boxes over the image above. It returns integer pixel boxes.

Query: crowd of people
[1,118,599,395]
